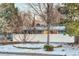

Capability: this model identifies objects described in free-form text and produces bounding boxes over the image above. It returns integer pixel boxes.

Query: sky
[15,3,29,11]
[15,3,62,12]
[14,3,61,20]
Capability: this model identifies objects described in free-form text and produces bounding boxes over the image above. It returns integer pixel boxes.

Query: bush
[43,44,54,51]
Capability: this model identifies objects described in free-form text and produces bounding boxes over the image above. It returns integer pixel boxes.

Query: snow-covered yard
[0,43,79,56]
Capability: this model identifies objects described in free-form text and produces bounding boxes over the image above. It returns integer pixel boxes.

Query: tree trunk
[47,23,50,45]
[75,36,79,44]
[4,32,7,43]
[47,4,50,45]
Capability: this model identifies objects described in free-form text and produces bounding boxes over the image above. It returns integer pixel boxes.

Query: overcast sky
[15,3,29,11]
[15,3,62,12]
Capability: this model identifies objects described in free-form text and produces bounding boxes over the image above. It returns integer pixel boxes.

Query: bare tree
[27,3,53,45]
[27,3,63,45]
[18,11,33,42]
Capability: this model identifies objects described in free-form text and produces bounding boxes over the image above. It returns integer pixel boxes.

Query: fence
[13,34,74,43]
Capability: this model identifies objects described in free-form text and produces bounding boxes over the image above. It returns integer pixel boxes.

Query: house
[22,24,65,34]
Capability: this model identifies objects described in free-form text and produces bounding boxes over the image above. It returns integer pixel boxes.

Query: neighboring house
[22,25,65,34]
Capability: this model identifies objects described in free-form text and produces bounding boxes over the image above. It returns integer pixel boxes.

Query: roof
[24,26,65,31]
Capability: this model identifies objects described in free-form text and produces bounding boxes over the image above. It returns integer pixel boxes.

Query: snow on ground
[0,43,79,56]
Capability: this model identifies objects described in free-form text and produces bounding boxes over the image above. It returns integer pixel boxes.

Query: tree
[0,18,8,33]
[61,4,79,43]
[0,3,24,33]
[27,3,63,45]
[62,4,79,35]
[0,3,14,40]
[65,21,79,36]
[0,3,23,40]
[18,11,34,42]
[27,3,53,45]
[60,4,79,21]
